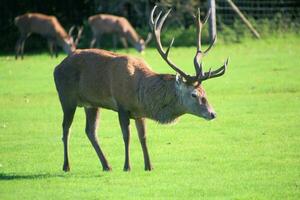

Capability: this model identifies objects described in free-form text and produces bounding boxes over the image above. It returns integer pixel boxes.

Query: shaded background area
[0,0,299,53]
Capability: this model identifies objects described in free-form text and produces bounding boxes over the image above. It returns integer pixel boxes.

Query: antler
[68,26,75,36]
[75,26,83,46]
[150,5,228,84]
[150,5,193,82]
[144,33,152,46]
[194,8,228,82]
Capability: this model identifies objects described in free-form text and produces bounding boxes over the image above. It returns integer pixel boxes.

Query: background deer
[88,14,151,52]
[14,13,83,59]
[54,6,228,172]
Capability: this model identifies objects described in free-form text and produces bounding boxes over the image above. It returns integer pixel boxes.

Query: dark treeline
[0,0,111,52]
[0,0,299,53]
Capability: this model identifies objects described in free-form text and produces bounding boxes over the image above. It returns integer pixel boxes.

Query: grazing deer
[88,14,151,52]
[54,6,228,172]
[14,13,83,59]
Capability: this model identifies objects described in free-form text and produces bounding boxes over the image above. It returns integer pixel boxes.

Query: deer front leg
[135,118,153,171]
[120,37,128,52]
[112,34,118,52]
[20,37,28,60]
[118,107,131,171]
[85,107,111,171]
[62,106,76,172]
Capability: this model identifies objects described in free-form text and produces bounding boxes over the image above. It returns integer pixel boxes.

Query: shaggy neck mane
[138,73,184,124]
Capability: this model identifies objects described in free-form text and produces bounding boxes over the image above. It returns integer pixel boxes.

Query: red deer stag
[54,6,228,172]
[15,13,83,59]
[88,14,151,52]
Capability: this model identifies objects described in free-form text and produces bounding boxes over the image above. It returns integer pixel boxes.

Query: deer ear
[175,74,183,86]
[176,74,188,84]
[175,73,180,82]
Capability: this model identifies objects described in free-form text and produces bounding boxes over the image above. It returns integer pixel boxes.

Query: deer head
[150,6,228,120]
[64,26,84,54]
[135,33,152,53]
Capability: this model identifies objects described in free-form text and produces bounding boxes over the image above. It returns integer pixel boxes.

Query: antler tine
[194,8,204,77]
[156,9,171,33]
[196,8,202,52]
[202,58,229,80]
[150,5,158,25]
[165,37,174,57]
[203,35,216,55]
[144,33,152,45]
[150,5,191,80]
[203,9,212,25]
[68,25,75,36]
[201,8,217,56]
[193,7,223,83]
[75,26,83,46]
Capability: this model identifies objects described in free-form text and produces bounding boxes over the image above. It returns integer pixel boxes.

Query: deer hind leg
[90,33,101,48]
[112,34,118,52]
[15,35,26,60]
[61,105,76,172]
[118,107,131,171]
[47,39,54,58]
[20,35,29,60]
[54,67,78,172]
[135,118,153,171]
[120,37,128,52]
[54,43,58,58]
[85,107,111,171]
[15,37,22,60]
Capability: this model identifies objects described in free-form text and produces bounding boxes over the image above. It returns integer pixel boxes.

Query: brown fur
[15,13,69,39]
[54,49,184,122]
[54,49,215,172]
[14,13,76,59]
[88,14,145,52]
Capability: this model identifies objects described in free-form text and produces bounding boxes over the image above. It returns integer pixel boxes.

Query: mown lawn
[0,35,300,199]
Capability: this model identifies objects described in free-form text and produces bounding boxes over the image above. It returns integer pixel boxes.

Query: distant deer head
[150,6,228,120]
[135,33,152,53]
[66,26,83,53]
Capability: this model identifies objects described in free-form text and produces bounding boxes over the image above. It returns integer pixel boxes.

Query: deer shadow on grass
[0,172,103,181]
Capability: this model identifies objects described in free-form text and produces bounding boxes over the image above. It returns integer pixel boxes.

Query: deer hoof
[63,165,70,172]
[103,166,112,171]
[123,166,131,172]
[145,166,153,171]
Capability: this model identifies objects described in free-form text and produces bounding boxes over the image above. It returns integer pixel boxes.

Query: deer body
[15,13,82,59]
[54,6,228,172]
[89,14,150,52]
[54,49,191,123]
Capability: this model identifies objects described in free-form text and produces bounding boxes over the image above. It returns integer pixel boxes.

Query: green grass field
[1,35,300,199]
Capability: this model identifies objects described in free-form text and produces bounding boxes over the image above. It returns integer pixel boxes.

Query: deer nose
[210,112,217,119]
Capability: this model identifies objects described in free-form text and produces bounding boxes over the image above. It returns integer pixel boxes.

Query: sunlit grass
[0,35,300,199]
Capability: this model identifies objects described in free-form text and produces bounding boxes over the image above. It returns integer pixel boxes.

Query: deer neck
[138,73,185,124]
[124,29,140,46]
